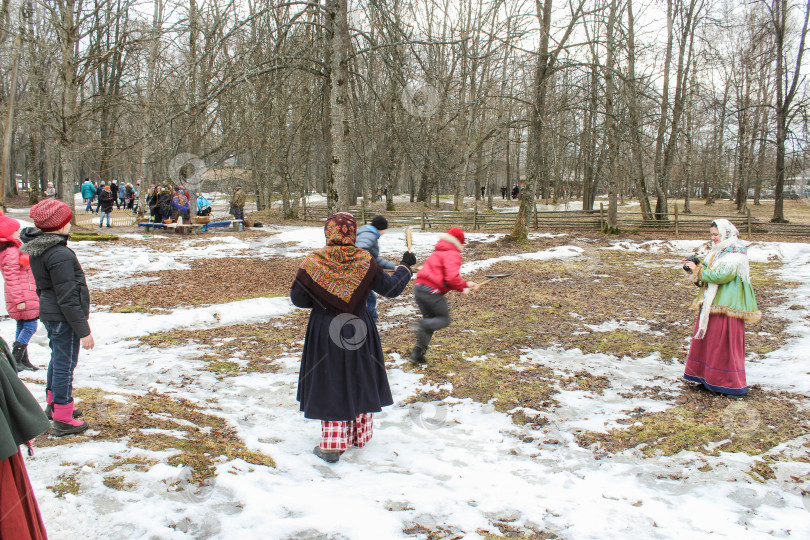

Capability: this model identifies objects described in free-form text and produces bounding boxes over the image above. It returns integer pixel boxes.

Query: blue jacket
[356,225,396,270]
[197,196,211,213]
[81,181,95,199]
[118,185,127,198]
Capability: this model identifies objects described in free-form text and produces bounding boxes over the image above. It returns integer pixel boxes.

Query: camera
[683,255,700,273]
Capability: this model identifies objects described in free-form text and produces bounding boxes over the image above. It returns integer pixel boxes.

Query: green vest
[1,340,50,462]
[692,266,762,323]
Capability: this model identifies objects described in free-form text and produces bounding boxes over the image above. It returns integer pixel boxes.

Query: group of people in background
[80,178,137,216]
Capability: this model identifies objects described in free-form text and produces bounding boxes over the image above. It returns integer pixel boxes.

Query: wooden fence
[300,203,810,237]
[75,209,137,228]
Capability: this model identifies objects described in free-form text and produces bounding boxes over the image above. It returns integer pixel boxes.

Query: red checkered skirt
[320,413,374,452]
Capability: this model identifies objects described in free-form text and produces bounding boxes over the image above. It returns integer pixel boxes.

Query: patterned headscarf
[295,213,376,314]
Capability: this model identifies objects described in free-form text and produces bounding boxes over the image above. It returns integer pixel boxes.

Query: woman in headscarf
[291,212,416,463]
[171,185,191,222]
[682,219,761,397]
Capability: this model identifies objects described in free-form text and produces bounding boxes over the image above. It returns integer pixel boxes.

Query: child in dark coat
[409,227,479,365]
[21,199,94,436]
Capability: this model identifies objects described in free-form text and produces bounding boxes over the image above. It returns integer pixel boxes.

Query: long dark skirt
[297,306,393,421]
[684,313,747,395]
[0,450,47,540]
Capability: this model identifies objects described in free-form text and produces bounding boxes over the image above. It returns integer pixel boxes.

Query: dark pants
[413,286,450,353]
[366,292,378,324]
[43,321,81,406]
[232,206,244,221]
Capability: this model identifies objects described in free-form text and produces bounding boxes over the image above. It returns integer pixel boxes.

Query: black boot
[313,446,341,463]
[17,343,38,371]
[11,342,32,372]
[408,323,429,365]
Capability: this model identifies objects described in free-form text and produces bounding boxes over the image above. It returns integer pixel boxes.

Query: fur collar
[19,229,68,257]
[437,232,463,251]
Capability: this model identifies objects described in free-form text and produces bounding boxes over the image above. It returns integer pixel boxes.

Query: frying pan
[477,272,512,286]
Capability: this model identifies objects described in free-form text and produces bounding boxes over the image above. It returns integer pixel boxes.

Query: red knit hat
[0,214,20,242]
[447,227,465,245]
[29,199,73,232]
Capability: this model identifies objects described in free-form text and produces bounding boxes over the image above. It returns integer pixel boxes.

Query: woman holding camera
[682,219,761,397]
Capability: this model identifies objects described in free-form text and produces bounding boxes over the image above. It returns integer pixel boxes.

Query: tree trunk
[327,0,350,212]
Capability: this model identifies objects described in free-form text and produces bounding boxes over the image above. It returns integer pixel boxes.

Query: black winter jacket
[99,189,115,212]
[19,228,91,338]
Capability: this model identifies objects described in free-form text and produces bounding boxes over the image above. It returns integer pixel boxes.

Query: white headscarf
[695,219,750,339]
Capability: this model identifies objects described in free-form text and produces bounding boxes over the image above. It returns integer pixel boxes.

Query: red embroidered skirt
[684,313,747,395]
[0,450,48,540]
[320,413,374,452]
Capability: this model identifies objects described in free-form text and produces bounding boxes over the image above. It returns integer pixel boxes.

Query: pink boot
[45,391,82,420]
[51,402,88,437]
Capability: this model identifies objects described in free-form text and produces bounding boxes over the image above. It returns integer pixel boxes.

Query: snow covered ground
[2,216,809,539]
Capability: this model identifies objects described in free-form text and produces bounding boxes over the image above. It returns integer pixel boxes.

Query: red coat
[1,242,40,320]
[415,234,468,294]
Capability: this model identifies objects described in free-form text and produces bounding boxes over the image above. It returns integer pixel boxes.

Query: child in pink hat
[0,214,40,371]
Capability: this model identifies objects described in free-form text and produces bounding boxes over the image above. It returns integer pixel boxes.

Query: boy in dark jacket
[355,215,397,323]
[409,227,479,366]
[21,199,94,436]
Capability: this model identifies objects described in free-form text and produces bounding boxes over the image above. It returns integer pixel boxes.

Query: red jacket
[415,234,468,294]
[1,242,40,320]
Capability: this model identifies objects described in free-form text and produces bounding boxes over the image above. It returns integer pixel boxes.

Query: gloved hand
[400,251,417,267]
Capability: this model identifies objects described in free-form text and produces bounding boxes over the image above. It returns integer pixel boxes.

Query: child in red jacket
[0,214,40,372]
[409,227,479,365]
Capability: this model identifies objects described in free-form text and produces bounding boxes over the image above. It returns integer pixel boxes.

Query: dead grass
[577,386,810,457]
[36,388,276,483]
[92,256,302,310]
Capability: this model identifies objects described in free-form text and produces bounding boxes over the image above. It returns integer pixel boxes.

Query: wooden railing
[300,203,810,237]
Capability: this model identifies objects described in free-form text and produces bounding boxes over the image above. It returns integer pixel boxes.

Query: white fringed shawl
[695,219,750,339]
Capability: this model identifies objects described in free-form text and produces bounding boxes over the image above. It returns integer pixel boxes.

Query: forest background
[0,0,808,239]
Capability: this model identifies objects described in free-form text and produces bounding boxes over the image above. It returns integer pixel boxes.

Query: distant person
[196,194,212,216]
[93,182,104,213]
[230,185,246,223]
[355,215,397,323]
[125,183,135,210]
[118,183,127,209]
[172,185,191,222]
[98,185,115,227]
[81,178,95,212]
[481,186,485,197]
[21,199,94,436]
[0,341,51,539]
[110,181,119,209]
[157,185,173,222]
[0,215,40,372]
[146,185,159,222]
[511,184,519,199]
[43,182,55,199]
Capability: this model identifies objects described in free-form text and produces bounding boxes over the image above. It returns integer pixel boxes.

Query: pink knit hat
[29,199,73,232]
[0,214,20,242]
